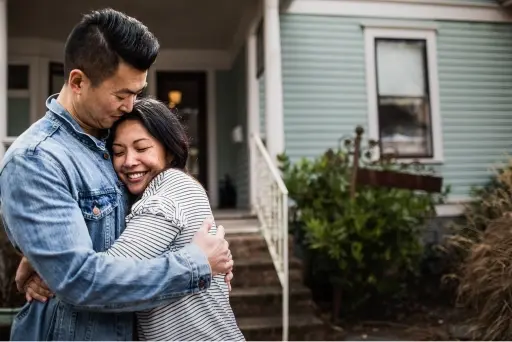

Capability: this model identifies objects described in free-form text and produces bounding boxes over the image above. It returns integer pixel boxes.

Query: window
[6,64,31,150]
[364,26,443,162]
[49,62,65,96]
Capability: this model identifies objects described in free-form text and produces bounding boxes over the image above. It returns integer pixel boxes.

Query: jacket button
[103,152,110,160]
[92,206,101,216]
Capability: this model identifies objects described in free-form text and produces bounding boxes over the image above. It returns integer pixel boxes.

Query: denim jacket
[0,95,212,341]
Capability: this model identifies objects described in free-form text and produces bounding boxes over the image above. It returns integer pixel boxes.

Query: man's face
[75,62,148,131]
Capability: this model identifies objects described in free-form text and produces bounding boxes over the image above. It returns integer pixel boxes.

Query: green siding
[215,71,237,185]
[215,49,249,208]
[280,14,512,198]
[233,48,250,208]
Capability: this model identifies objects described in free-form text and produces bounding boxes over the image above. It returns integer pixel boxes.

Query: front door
[156,72,208,188]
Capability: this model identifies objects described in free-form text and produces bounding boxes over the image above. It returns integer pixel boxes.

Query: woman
[23,98,244,341]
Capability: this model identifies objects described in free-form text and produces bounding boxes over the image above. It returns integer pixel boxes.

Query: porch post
[263,0,285,162]
[246,31,260,210]
[0,0,7,159]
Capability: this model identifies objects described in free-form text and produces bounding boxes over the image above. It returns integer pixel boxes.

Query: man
[0,8,233,341]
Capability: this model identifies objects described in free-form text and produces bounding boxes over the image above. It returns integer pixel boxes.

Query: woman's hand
[15,256,35,292]
[225,271,233,292]
[23,274,54,303]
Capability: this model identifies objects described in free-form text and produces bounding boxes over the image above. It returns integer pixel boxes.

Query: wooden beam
[356,168,443,193]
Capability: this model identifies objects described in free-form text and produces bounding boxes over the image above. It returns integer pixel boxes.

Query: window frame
[364,26,443,163]
[3,57,39,151]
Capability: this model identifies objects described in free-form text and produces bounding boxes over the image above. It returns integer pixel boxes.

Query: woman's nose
[123,151,139,167]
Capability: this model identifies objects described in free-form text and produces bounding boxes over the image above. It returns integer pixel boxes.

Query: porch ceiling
[8,0,259,50]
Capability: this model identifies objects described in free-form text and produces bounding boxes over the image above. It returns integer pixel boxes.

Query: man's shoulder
[0,117,68,174]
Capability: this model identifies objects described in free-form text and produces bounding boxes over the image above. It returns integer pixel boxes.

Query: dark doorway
[156,72,208,188]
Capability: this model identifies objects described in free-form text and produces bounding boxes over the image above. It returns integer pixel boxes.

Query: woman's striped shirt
[104,168,244,341]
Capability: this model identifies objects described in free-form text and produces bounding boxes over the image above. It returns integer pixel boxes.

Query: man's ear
[68,69,88,94]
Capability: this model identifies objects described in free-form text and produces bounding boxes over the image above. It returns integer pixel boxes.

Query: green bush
[279,128,448,314]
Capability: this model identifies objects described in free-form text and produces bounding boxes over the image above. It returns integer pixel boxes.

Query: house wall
[233,48,250,208]
[215,48,250,208]
[280,13,512,199]
[215,71,238,188]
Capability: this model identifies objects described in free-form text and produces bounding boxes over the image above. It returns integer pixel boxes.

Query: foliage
[279,127,448,314]
[447,158,512,340]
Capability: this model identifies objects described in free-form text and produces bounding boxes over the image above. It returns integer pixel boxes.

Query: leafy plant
[279,127,448,315]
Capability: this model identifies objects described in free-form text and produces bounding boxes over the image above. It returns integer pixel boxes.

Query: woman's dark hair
[108,97,189,170]
[64,8,159,86]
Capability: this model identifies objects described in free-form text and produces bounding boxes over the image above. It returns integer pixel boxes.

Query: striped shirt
[104,168,244,341]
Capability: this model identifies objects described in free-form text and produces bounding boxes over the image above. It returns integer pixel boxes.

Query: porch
[0,0,289,210]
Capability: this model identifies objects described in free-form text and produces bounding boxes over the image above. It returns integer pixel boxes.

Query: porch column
[246,31,260,210]
[0,0,7,159]
[263,0,285,162]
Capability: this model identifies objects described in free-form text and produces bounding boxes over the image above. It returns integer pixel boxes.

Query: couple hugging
[0,8,244,342]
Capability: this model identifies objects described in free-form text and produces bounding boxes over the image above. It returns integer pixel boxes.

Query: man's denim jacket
[0,95,212,340]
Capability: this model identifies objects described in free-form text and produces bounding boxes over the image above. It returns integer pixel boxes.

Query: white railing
[252,134,289,341]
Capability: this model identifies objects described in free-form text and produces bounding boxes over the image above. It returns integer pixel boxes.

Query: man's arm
[1,153,215,312]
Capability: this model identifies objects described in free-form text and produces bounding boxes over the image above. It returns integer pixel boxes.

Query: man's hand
[15,256,35,292]
[192,217,234,277]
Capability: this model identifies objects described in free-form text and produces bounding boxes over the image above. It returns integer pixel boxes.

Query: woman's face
[112,119,170,195]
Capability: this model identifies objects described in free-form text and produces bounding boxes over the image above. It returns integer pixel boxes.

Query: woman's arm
[105,196,186,260]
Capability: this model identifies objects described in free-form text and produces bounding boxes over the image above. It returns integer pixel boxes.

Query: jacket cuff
[179,243,212,292]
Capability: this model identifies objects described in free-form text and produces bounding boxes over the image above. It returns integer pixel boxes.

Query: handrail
[252,133,289,341]
[253,135,289,195]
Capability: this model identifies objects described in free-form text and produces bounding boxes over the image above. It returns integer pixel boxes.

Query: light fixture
[168,90,182,108]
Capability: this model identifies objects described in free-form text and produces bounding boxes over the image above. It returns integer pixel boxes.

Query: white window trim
[364,26,444,164]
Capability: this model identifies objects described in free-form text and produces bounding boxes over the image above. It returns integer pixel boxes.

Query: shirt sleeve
[0,153,212,312]
[105,196,186,260]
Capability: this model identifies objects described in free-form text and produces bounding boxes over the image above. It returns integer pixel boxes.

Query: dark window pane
[378,97,433,158]
[49,62,65,96]
[8,65,29,90]
[7,97,30,136]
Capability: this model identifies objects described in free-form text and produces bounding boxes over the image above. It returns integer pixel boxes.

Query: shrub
[279,127,448,316]
[449,158,512,340]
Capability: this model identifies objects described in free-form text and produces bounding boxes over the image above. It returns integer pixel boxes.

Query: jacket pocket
[78,188,119,251]
[78,188,118,220]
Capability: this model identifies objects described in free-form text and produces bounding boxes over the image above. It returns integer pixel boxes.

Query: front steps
[218,210,342,341]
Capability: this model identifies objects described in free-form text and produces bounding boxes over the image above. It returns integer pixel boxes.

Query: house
[2,0,512,219]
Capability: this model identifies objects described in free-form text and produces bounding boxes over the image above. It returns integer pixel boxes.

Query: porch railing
[252,134,289,341]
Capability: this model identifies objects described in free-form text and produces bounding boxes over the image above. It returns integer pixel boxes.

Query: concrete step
[231,257,303,288]
[216,218,260,235]
[227,233,294,259]
[230,285,314,318]
[213,209,255,220]
[238,314,335,341]
[227,233,268,259]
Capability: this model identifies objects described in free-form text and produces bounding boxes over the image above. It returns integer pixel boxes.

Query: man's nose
[120,95,135,113]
